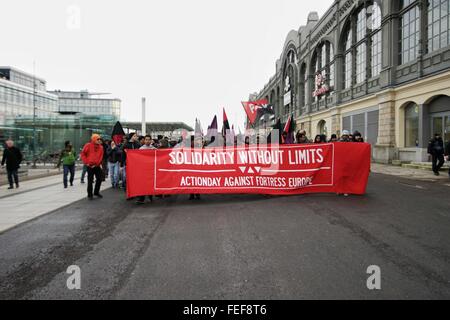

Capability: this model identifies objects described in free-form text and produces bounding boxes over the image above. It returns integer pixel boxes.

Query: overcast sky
[1,0,330,131]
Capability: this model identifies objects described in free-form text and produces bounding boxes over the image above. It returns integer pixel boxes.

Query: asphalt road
[0,173,449,300]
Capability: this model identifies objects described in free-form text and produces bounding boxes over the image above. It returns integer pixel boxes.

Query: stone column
[417,0,428,78]
[303,121,312,140]
[330,111,341,136]
[417,104,430,162]
[373,90,397,163]
[380,0,398,88]
[418,104,430,148]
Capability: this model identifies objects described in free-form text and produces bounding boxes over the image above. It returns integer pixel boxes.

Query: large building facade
[48,90,121,119]
[0,67,121,161]
[250,0,450,163]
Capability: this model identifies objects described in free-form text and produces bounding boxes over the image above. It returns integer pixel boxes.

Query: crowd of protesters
[2,129,450,198]
[77,132,174,202]
[293,129,364,144]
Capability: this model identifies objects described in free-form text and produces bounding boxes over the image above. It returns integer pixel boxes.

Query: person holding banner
[340,130,351,142]
[329,134,338,143]
[189,135,202,201]
[135,135,156,205]
[296,130,310,144]
[314,135,324,144]
[121,133,141,192]
[353,131,365,143]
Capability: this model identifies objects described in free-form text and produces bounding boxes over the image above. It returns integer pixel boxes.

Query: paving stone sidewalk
[371,162,450,184]
[0,173,113,234]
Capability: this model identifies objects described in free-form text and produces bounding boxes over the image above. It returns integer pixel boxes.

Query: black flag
[268,118,282,145]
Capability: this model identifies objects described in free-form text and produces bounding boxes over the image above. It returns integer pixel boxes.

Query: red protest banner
[126,143,371,198]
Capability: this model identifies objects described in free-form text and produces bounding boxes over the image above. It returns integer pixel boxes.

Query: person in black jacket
[99,138,109,182]
[445,140,450,179]
[353,131,365,143]
[428,133,445,176]
[120,133,141,191]
[106,140,122,188]
[1,139,23,189]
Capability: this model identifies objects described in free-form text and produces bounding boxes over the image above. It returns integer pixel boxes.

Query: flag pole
[141,97,146,136]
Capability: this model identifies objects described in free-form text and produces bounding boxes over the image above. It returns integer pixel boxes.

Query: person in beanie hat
[340,130,351,142]
[81,134,104,199]
[353,131,365,143]
[329,134,338,142]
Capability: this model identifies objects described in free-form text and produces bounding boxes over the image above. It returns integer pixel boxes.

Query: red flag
[283,115,292,134]
[242,99,268,125]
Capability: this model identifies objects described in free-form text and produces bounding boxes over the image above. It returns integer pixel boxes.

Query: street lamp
[32,61,37,168]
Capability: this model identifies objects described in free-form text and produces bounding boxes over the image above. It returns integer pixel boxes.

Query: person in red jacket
[81,134,104,199]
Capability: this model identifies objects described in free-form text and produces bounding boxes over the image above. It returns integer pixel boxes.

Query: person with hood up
[329,134,338,142]
[81,134,104,199]
[352,131,365,143]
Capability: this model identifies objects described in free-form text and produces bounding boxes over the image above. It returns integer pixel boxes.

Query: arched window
[343,1,384,88]
[283,50,297,115]
[356,8,367,83]
[330,44,335,88]
[344,28,353,89]
[405,103,419,147]
[299,63,307,107]
[370,2,382,77]
[318,120,328,136]
[270,90,275,107]
[427,0,450,52]
[312,41,335,99]
[399,0,420,64]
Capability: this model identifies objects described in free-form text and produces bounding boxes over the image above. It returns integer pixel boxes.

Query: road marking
[396,181,426,189]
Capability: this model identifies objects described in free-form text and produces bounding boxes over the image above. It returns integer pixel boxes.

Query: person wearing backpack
[57,141,77,188]
[428,133,445,176]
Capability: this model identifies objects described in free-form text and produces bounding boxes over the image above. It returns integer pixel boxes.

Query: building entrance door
[431,113,450,145]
